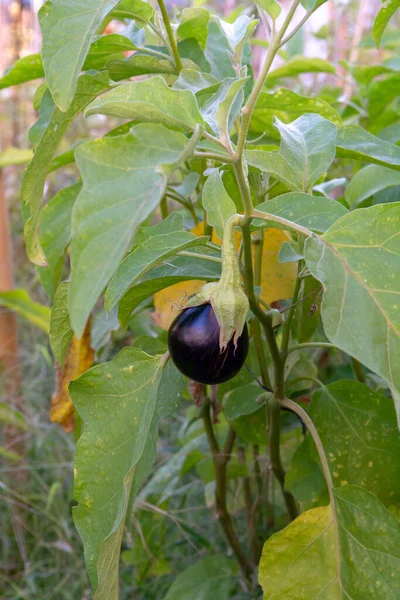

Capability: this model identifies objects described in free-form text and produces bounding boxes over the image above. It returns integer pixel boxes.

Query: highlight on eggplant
[168,303,249,385]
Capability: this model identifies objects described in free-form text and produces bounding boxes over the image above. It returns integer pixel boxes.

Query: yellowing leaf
[153,222,296,330]
[258,229,296,304]
[50,321,94,431]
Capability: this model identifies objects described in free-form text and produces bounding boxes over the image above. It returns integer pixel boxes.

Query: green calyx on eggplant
[168,215,250,384]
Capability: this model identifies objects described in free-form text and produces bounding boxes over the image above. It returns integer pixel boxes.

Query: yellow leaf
[153,222,296,330]
[258,229,297,305]
[50,320,94,431]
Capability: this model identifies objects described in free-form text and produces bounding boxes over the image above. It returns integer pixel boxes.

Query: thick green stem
[236,0,302,159]
[156,0,182,72]
[160,196,168,220]
[202,401,253,580]
[241,223,298,521]
[234,160,254,217]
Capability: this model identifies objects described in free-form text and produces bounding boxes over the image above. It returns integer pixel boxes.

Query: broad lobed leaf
[304,203,400,414]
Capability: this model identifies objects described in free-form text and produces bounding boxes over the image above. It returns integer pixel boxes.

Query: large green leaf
[345,164,400,209]
[163,555,237,600]
[177,7,210,50]
[105,231,209,311]
[287,381,400,509]
[259,485,400,599]
[267,56,336,81]
[111,0,155,21]
[336,125,400,170]
[85,76,203,132]
[38,0,119,110]
[202,170,236,237]
[38,183,81,298]
[0,54,44,89]
[0,290,50,333]
[251,90,341,137]
[71,348,165,598]
[49,282,73,366]
[118,253,221,326]
[273,114,337,192]
[304,203,400,410]
[21,71,110,266]
[254,192,347,233]
[70,124,191,337]
[373,0,400,47]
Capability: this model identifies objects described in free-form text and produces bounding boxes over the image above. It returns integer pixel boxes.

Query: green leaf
[218,14,258,61]
[38,183,80,298]
[0,54,44,89]
[345,164,400,209]
[292,276,322,343]
[111,0,155,22]
[71,348,164,597]
[288,381,400,509]
[301,0,329,9]
[0,446,22,462]
[173,68,218,94]
[135,211,185,244]
[85,76,202,132]
[368,74,400,120]
[22,71,110,266]
[273,114,337,191]
[267,56,336,80]
[202,170,236,237]
[0,147,33,167]
[118,253,221,326]
[247,150,300,191]
[254,192,348,233]
[304,203,400,411]
[0,290,50,333]
[259,485,400,599]
[252,90,342,136]
[224,383,267,444]
[253,0,281,19]
[334,485,400,598]
[177,7,210,50]
[201,75,248,137]
[107,51,177,81]
[336,125,400,170]
[50,282,73,366]
[83,33,136,70]
[373,0,400,47]
[69,124,190,337]
[204,20,236,80]
[163,555,237,600]
[38,0,119,111]
[105,231,209,311]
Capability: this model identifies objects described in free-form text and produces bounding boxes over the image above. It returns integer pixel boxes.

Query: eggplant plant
[2,0,400,597]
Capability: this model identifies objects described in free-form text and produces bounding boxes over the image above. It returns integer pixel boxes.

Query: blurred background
[0,1,391,598]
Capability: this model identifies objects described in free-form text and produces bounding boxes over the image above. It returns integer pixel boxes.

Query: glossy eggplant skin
[168,303,249,385]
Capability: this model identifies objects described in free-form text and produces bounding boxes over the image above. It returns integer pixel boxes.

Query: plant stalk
[156,0,182,72]
[202,401,253,580]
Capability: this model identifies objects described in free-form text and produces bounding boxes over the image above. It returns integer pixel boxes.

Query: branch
[156,0,182,72]
[287,342,335,355]
[235,0,302,160]
[202,401,253,580]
